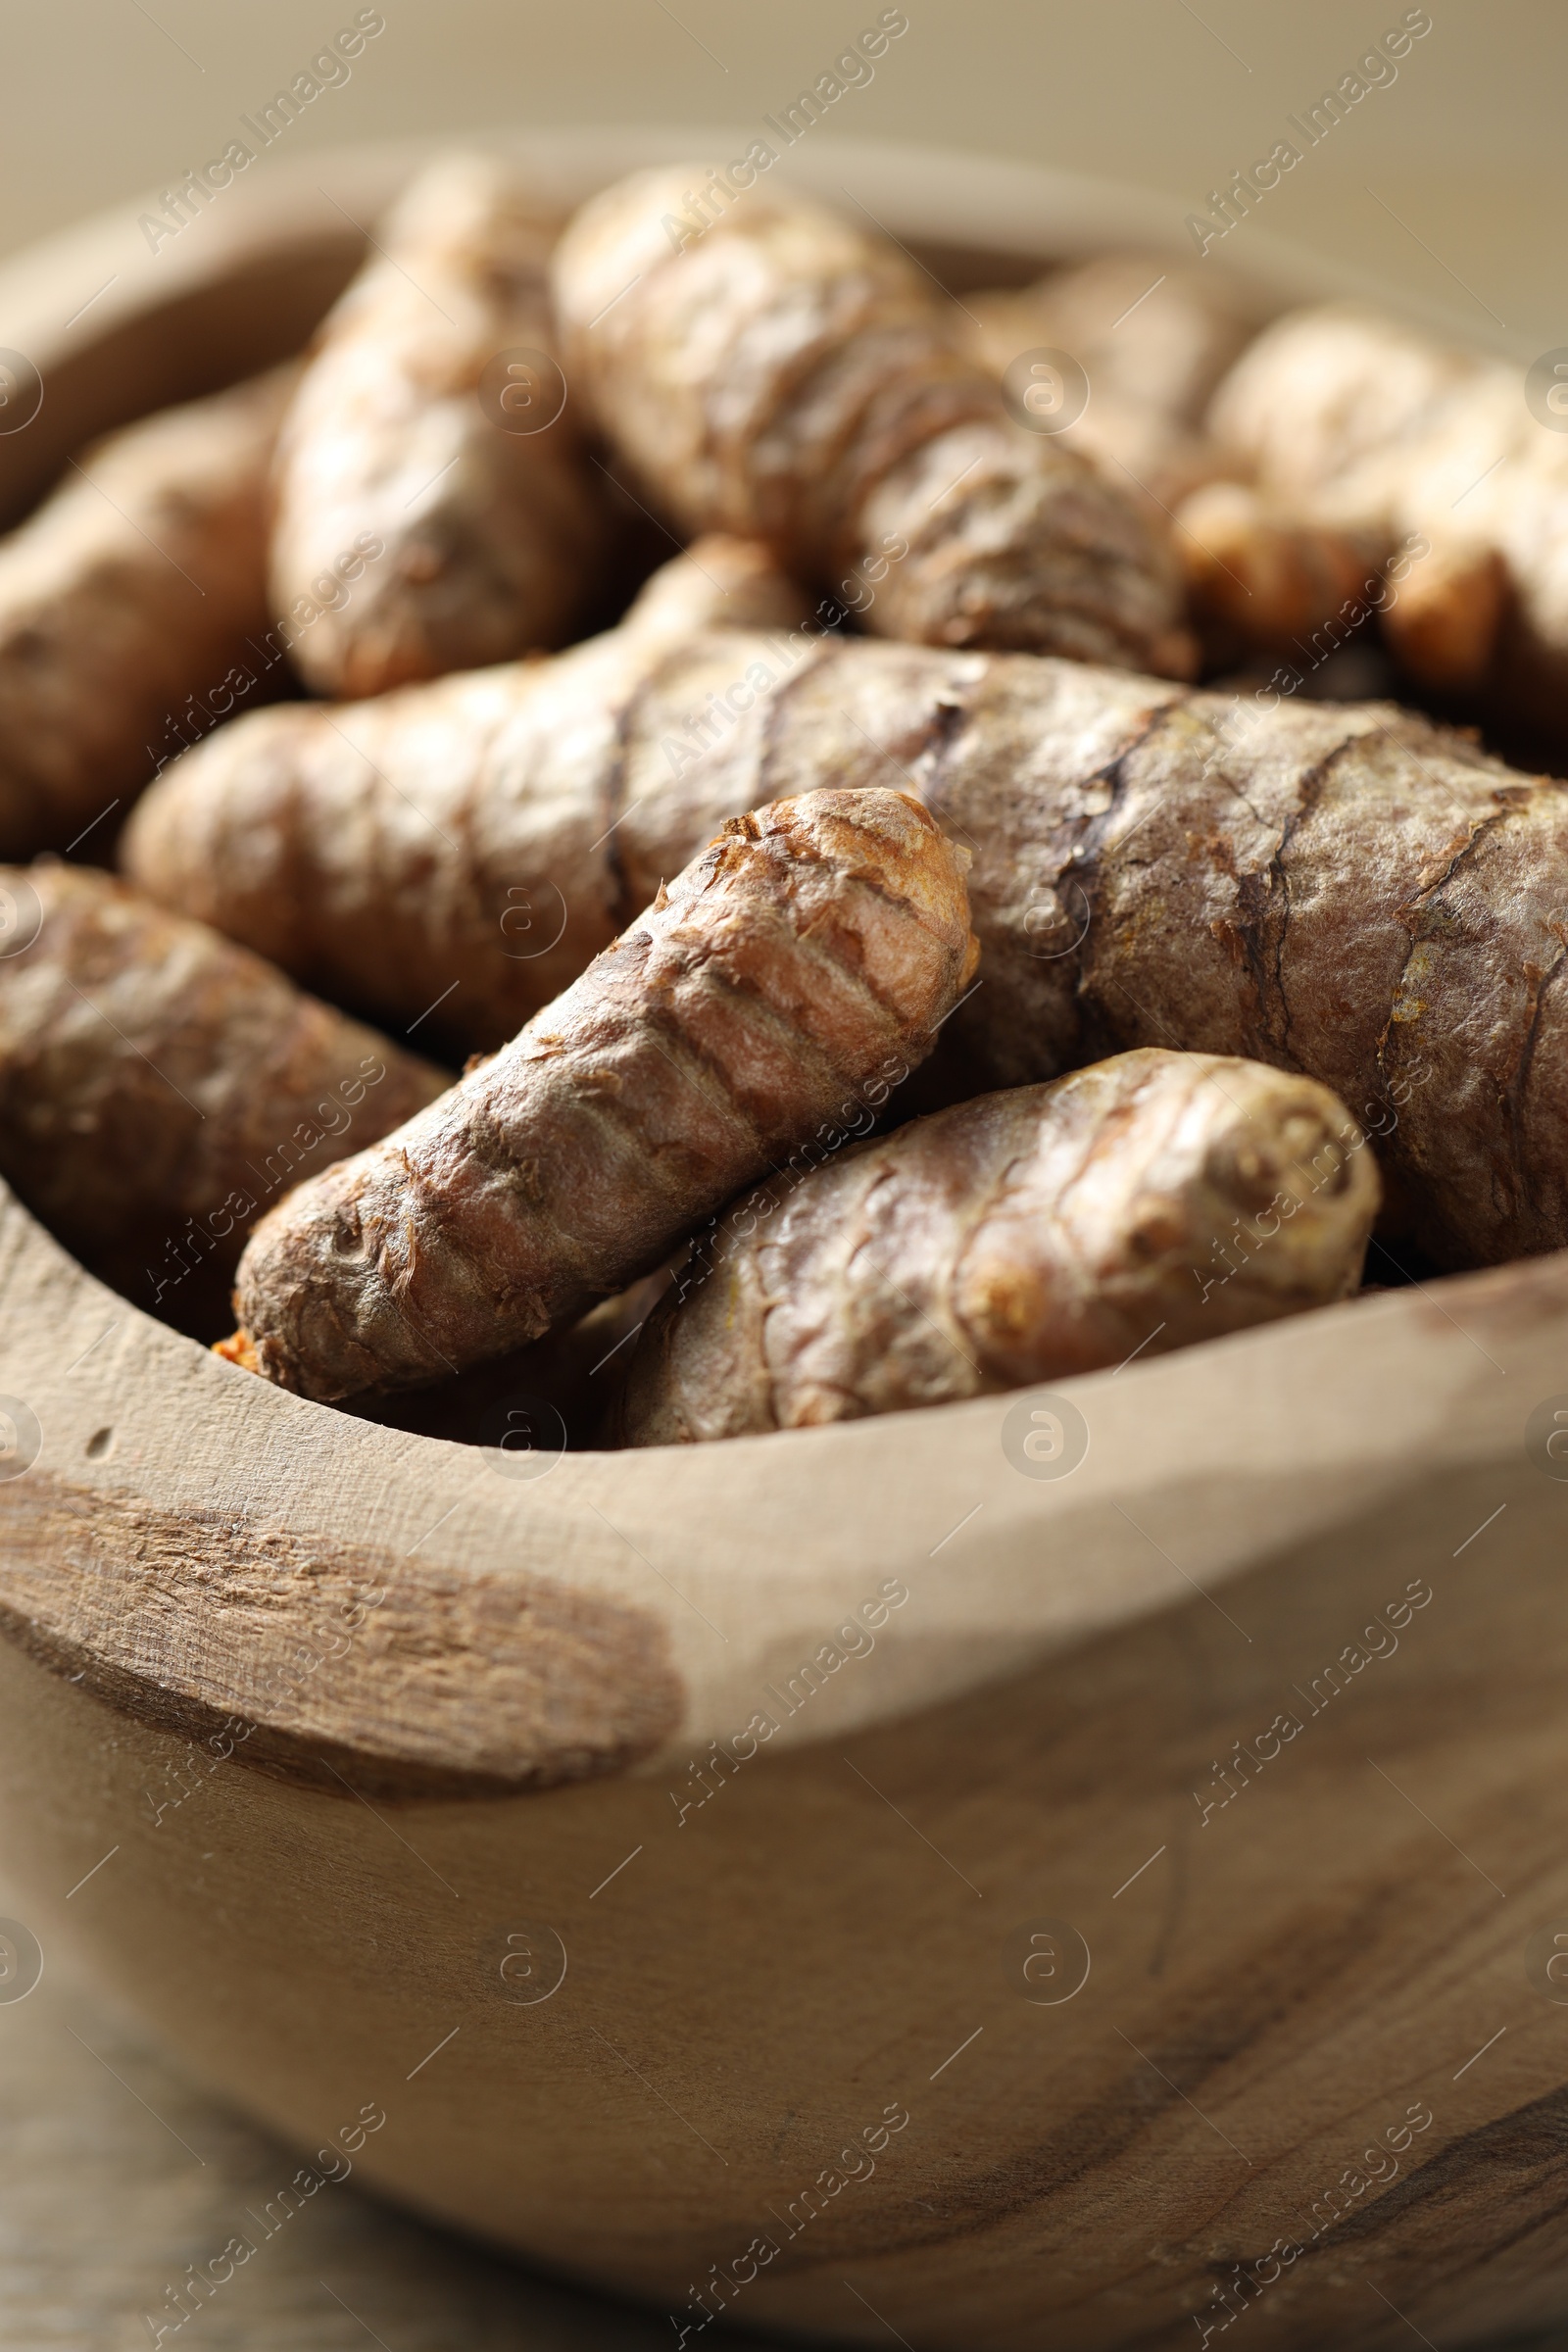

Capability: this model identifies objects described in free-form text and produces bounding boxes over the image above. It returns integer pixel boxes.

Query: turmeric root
[130,617,1568,1270]
[964,254,1256,430]
[122,539,812,1054]
[352,1262,675,1446]
[959,251,1255,518]
[270,153,612,697]
[1172,480,1383,655]
[222,789,976,1400]
[1207,304,1478,516]
[0,863,447,1335]
[0,369,288,858]
[616,530,812,637]
[1207,304,1564,717]
[1064,395,1234,525]
[956,274,1377,660]
[1376,534,1507,693]
[551,171,1195,676]
[620,1052,1379,1442]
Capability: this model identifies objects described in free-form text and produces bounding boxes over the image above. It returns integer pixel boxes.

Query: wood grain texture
[0,1187,685,1795]
[0,1895,1553,2352]
[0,135,1567,2351]
[0,1873,765,2351]
[6,1420,1568,2352]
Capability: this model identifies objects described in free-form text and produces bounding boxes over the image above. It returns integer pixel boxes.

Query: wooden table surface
[0,1878,789,2352]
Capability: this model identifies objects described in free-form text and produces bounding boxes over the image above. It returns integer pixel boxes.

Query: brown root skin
[227,789,977,1403]
[1208,302,1568,720]
[553,170,1192,677]
[1378,535,1507,691]
[620,1051,1379,1443]
[339,1262,678,1447]
[1173,480,1384,655]
[958,255,1256,525]
[1060,393,1236,527]
[270,152,613,697]
[0,864,448,1338]
[962,255,1258,430]
[0,368,289,858]
[127,616,1568,1272]
[619,533,814,636]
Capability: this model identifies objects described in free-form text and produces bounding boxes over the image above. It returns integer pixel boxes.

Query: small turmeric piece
[620,1051,1379,1442]
[1207,303,1564,715]
[1172,479,1384,656]
[1376,534,1507,693]
[614,531,813,638]
[552,171,1195,676]
[0,369,288,858]
[223,789,977,1400]
[0,863,447,1334]
[270,153,612,697]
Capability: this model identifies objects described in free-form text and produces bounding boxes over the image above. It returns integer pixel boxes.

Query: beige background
[2,0,1562,344]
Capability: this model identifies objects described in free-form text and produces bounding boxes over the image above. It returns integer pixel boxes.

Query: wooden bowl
[0,132,1564,2352]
